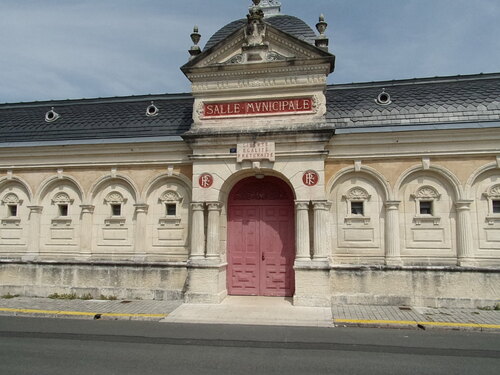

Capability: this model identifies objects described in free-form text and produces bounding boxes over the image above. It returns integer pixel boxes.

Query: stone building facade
[1,1,499,307]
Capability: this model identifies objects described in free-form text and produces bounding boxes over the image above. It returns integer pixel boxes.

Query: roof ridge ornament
[252,0,282,17]
[244,0,266,48]
[315,14,330,52]
[188,26,202,60]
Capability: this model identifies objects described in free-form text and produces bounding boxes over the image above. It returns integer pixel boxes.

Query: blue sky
[1,0,499,103]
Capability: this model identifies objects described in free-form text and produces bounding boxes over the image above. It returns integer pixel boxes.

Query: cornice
[192,73,326,94]
[0,141,192,169]
[187,62,330,82]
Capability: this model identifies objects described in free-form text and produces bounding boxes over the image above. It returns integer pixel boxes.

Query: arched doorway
[227,176,295,297]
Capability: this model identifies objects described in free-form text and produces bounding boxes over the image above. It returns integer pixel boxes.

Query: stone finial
[189,25,202,60]
[316,14,328,36]
[315,14,329,51]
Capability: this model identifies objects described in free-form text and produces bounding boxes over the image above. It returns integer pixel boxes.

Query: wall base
[330,266,500,308]
[0,261,187,301]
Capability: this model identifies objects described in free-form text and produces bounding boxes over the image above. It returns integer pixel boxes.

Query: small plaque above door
[237,142,275,163]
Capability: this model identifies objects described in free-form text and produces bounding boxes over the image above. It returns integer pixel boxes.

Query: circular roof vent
[146,102,159,117]
[45,107,60,123]
[375,89,392,106]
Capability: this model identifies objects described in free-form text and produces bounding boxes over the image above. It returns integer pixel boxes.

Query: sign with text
[203,97,314,118]
[237,142,275,163]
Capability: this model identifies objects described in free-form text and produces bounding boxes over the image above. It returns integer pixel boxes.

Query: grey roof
[326,73,500,128]
[0,94,193,143]
[204,15,317,51]
[1,73,499,145]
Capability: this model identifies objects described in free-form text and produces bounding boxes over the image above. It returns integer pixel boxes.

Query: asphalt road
[0,316,499,375]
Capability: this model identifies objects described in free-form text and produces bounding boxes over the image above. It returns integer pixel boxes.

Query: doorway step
[161,296,332,327]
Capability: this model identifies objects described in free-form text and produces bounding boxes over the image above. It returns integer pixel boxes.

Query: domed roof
[204,14,317,51]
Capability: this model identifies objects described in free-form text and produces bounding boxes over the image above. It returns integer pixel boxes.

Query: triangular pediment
[181,23,334,73]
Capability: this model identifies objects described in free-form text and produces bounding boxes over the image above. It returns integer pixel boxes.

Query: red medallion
[199,173,213,188]
[302,170,319,186]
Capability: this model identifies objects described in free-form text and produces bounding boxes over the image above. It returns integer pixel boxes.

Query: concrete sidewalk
[1,295,499,331]
[0,296,181,321]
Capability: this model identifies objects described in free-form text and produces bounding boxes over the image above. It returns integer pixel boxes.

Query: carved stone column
[190,202,205,260]
[295,201,310,261]
[79,205,95,259]
[312,200,331,262]
[133,203,149,261]
[24,206,43,261]
[456,200,475,266]
[206,202,222,261]
[385,201,402,266]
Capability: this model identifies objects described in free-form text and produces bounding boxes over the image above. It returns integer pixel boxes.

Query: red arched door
[227,176,295,297]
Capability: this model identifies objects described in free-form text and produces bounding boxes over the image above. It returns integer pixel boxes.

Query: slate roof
[326,73,500,128]
[204,15,317,51]
[0,94,193,144]
[1,73,499,145]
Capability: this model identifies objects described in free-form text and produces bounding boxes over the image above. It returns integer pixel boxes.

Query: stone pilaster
[206,202,222,261]
[312,200,331,262]
[295,201,310,261]
[79,205,95,259]
[456,200,475,267]
[385,201,402,266]
[190,202,206,260]
[23,206,43,261]
[133,203,149,261]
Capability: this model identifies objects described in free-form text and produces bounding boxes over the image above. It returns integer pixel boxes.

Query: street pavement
[1,316,499,375]
[0,295,499,331]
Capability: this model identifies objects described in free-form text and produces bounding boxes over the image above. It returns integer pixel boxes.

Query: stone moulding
[330,264,500,273]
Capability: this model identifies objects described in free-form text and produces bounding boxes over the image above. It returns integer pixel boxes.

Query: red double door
[227,177,295,297]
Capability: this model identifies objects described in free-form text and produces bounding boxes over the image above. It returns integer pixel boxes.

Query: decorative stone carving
[345,187,370,201]
[2,193,20,204]
[244,1,266,47]
[159,190,182,203]
[485,184,500,198]
[266,51,287,62]
[413,186,440,200]
[225,54,244,64]
[105,192,126,204]
[51,192,73,205]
